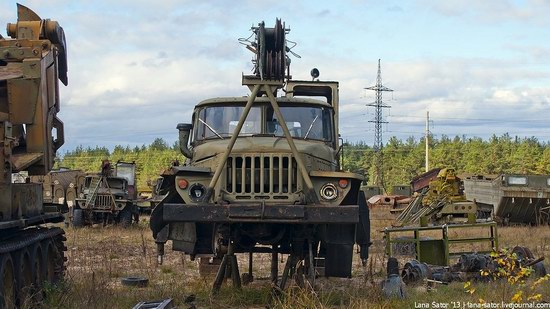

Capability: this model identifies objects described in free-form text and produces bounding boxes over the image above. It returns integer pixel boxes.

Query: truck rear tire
[119,207,132,228]
[72,209,84,228]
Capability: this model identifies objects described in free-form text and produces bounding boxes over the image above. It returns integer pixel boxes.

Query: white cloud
[2,0,550,150]
[419,0,550,25]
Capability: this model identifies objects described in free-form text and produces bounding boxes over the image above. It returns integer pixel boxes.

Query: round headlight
[320,183,338,201]
[189,183,206,202]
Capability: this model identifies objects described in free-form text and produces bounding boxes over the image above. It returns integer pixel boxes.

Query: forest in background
[58,134,550,191]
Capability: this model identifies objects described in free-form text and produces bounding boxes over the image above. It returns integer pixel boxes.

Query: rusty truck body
[0,4,68,307]
[30,169,85,207]
[74,161,139,227]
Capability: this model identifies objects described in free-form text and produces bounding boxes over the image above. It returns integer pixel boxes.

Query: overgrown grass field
[39,213,550,308]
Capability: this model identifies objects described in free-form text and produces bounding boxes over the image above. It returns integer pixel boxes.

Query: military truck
[0,4,68,307]
[30,168,86,225]
[31,169,85,206]
[463,174,550,225]
[74,160,139,227]
[150,20,370,290]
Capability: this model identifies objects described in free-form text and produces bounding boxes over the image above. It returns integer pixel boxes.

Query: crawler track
[0,227,66,308]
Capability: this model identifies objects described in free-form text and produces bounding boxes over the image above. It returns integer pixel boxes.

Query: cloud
[2,0,550,151]
[419,0,550,25]
[317,9,331,17]
[386,5,404,13]
[333,58,550,143]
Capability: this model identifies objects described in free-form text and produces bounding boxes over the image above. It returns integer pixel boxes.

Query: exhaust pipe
[177,123,193,158]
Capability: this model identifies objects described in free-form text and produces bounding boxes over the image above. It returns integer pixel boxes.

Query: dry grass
[37,213,550,308]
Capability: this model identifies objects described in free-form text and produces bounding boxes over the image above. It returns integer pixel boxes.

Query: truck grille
[93,194,114,208]
[225,154,299,198]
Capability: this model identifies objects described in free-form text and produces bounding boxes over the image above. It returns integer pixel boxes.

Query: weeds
[35,214,550,308]
[464,248,550,304]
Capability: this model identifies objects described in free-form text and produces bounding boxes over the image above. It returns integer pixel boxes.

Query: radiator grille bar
[226,154,298,197]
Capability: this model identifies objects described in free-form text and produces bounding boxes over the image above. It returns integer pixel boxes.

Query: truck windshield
[195,105,333,142]
[107,178,126,190]
[195,106,262,140]
[116,164,135,186]
[266,106,333,141]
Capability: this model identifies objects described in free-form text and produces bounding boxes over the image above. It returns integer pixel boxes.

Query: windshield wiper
[199,118,223,139]
[303,114,319,139]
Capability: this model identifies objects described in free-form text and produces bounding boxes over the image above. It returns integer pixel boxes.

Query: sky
[2,0,550,152]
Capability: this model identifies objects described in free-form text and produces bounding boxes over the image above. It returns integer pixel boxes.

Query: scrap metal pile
[394,168,477,226]
[401,246,546,285]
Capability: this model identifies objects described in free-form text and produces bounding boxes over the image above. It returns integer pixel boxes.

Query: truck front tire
[72,209,84,228]
[119,207,133,228]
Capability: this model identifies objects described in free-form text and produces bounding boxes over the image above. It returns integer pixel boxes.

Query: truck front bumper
[163,203,359,224]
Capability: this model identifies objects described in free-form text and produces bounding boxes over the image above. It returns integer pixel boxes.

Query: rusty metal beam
[265,88,317,202]
[204,84,261,201]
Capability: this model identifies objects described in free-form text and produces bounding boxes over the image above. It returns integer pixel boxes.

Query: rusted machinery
[395,168,477,226]
[410,168,441,193]
[30,169,85,225]
[463,174,550,225]
[0,4,68,307]
[30,169,85,207]
[150,19,370,292]
[397,246,546,285]
[74,160,139,227]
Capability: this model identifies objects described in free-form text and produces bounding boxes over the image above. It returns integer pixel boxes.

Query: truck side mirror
[177,123,193,159]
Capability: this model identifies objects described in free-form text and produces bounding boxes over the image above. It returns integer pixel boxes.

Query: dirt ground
[40,211,550,308]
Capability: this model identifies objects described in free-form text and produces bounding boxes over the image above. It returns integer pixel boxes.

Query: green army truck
[150,20,370,290]
[74,161,139,227]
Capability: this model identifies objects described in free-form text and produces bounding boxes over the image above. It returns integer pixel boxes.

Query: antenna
[365,59,393,188]
[425,110,430,172]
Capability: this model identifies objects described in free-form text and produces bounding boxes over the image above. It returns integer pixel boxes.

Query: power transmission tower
[365,59,393,188]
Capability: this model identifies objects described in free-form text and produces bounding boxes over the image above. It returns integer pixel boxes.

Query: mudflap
[150,201,165,239]
[194,223,215,255]
[150,191,177,239]
[355,190,371,262]
[324,190,367,278]
[324,223,355,278]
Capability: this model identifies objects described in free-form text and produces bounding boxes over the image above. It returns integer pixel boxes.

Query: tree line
[344,134,550,192]
[58,138,185,190]
[58,134,550,192]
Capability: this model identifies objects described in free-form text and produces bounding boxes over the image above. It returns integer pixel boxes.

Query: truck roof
[195,96,333,108]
